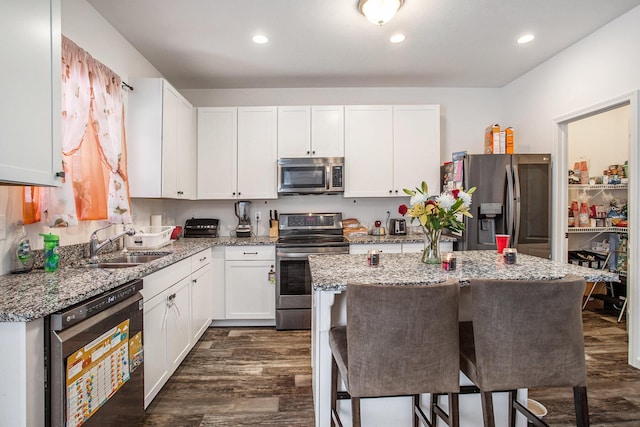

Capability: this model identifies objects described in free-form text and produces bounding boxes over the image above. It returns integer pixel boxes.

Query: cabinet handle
[307,150,310,154]
[233,192,236,196]
[177,190,184,195]
[55,171,65,178]
[389,190,393,194]
[312,150,316,155]
[238,192,242,196]
[243,251,258,255]
[199,256,207,262]
[192,278,198,283]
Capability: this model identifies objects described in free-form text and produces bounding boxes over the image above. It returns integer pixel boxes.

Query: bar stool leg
[331,357,339,427]
[448,393,460,427]
[574,386,590,427]
[481,392,496,427]
[351,397,362,427]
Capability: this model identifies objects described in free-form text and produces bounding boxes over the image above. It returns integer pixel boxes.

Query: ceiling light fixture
[252,34,269,44]
[517,34,535,44]
[358,0,404,26]
[390,33,406,43]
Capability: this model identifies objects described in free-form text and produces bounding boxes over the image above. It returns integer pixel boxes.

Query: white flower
[458,190,472,208]
[436,193,456,211]
[410,192,428,207]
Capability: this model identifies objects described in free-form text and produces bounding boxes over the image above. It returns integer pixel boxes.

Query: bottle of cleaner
[10,221,34,274]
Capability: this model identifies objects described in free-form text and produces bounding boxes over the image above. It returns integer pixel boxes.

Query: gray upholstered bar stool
[329,279,461,427]
[458,275,589,427]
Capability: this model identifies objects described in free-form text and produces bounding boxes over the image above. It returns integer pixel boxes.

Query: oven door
[276,250,313,309]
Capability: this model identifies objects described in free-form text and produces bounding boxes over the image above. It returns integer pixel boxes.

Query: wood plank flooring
[141,309,640,426]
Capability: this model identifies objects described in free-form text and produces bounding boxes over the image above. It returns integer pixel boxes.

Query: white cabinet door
[344,105,394,197]
[277,106,311,158]
[311,106,344,157]
[175,96,196,199]
[0,0,62,186]
[225,260,276,319]
[128,78,195,198]
[197,107,238,199]
[161,84,179,198]
[191,261,213,342]
[237,107,278,199]
[393,105,441,196]
[143,292,169,408]
[166,277,191,372]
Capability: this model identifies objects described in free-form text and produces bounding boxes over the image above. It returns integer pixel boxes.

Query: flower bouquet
[399,181,475,264]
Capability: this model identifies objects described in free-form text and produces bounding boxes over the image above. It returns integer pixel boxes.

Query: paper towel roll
[151,214,163,227]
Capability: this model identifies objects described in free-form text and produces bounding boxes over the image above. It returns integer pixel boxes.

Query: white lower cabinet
[191,250,213,342]
[142,249,213,408]
[224,246,276,321]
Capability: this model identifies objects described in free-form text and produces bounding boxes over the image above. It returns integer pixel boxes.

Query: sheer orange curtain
[23,36,132,225]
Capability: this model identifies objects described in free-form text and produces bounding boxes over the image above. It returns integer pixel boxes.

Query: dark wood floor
[141,309,640,426]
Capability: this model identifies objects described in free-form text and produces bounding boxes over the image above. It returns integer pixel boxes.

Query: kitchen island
[309,250,618,427]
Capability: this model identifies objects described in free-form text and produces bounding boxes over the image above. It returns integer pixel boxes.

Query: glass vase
[422,227,441,264]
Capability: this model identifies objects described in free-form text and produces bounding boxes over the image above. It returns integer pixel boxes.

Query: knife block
[269,220,279,238]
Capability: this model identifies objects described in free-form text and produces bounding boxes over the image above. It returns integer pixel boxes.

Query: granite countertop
[309,250,620,292]
[0,236,276,322]
[346,233,456,244]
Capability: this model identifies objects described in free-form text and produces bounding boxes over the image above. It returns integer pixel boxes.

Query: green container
[40,233,60,272]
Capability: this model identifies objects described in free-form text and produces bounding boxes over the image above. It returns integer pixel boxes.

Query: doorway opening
[553,91,639,368]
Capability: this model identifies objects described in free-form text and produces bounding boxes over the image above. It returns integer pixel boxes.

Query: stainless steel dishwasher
[47,279,144,427]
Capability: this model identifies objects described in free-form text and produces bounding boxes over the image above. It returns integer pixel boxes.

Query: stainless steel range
[276,213,349,330]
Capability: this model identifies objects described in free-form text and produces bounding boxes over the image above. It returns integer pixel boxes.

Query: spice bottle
[578,202,590,227]
[40,233,60,272]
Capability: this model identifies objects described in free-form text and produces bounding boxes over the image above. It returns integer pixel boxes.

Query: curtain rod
[121,81,134,91]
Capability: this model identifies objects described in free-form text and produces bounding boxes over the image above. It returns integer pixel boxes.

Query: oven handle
[277,252,312,259]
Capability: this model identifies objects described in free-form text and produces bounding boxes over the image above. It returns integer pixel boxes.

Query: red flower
[426,199,437,206]
[452,189,460,199]
[398,204,408,215]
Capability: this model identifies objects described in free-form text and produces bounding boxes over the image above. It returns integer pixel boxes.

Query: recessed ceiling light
[252,34,269,44]
[390,33,406,43]
[517,34,535,44]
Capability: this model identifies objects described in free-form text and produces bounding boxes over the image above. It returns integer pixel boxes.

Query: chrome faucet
[89,224,136,263]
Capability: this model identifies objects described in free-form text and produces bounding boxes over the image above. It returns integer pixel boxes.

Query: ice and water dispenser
[477,202,504,246]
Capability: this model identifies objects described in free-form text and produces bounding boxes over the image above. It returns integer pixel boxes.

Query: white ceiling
[86,0,640,89]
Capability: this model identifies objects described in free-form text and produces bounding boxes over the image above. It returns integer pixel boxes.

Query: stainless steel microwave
[277,157,344,195]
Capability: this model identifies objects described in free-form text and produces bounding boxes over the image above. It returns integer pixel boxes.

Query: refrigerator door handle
[505,164,514,237]
[513,163,522,245]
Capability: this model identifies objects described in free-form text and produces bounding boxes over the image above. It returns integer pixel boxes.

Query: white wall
[501,6,640,151]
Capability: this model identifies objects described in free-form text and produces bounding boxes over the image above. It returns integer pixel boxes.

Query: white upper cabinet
[0,0,62,186]
[344,105,440,197]
[197,107,277,199]
[277,106,311,158]
[238,107,278,199]
[277,106,344,158]
[344,105,394,197]
[197,107,238,199]
[393,105,441,196]
[128,78,195,199]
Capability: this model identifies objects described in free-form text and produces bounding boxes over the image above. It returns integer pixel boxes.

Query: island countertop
[309,250,619,292]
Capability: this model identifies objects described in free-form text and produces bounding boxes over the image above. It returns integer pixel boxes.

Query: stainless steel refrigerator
[451,153,552,259]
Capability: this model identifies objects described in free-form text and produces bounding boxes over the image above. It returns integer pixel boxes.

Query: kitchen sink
[86,254,169,268]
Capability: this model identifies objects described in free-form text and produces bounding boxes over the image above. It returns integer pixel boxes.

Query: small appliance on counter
[370,220,386,236]
[389,218,407,235]
[183,218,219,238]
[234,201,252,237]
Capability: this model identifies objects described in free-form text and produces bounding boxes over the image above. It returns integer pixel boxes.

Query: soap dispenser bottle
[10,221,34,274]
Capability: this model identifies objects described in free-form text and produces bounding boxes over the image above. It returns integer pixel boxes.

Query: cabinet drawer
[225,245,275,261]
[141,257,191,300]
[191,248,212,271]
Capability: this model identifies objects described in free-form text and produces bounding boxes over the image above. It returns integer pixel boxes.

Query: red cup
[495,234,510,254]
